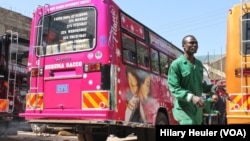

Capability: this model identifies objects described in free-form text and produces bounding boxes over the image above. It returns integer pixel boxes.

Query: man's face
[46,30,56,43]
[138,75,150,99]
[212,95,219,103]
[183,36,198,54]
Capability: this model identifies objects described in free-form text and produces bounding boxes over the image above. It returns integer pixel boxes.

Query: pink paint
[21,0,180,126]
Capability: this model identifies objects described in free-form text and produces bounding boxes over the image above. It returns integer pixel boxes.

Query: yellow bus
[226,2,250,124]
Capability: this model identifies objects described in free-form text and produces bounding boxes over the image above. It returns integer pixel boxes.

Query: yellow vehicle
[225,1,250,124]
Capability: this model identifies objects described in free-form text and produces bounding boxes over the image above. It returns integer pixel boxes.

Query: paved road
[0,131,78,141]
[0,119,152,141]
[0,119,78,141]
[0,119,32,136]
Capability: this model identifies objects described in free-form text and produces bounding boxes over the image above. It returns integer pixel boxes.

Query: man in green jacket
[203,94,220,125]
[204,94,219,114]
[168,35,218,125]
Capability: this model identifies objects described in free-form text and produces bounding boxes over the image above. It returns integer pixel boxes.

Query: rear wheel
[110,125,134,138]
[155,112,169,125]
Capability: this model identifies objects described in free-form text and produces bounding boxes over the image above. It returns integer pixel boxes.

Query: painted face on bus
[127,72,139,96]
[182,36,198,54]
[139,75,150,101]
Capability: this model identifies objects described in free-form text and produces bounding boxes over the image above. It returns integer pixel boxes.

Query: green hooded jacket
[168,55,213,125]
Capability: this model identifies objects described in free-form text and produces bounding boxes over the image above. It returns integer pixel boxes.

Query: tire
[111,125,132,138]
[155,112,169,125]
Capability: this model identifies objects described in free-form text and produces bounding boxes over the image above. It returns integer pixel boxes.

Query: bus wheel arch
[155,108,169,125]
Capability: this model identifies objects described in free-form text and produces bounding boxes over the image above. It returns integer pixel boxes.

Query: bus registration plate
[56,84,69,93]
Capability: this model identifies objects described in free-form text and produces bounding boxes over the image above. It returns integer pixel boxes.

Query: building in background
[197,54,226,81]
[0,7,31,39]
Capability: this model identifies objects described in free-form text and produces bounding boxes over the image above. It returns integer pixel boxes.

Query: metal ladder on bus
[240,0,250,112]
[29,4,50,109]
[5,30,19,113]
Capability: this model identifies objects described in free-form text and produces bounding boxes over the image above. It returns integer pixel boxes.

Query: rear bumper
[227,114,250,124]
[19,109,114,120]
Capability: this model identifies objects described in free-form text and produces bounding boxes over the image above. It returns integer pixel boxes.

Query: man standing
[167,35,218,125]
[203,94,220,125]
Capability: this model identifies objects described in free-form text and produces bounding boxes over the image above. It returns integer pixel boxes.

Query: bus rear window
[36,7,96,56]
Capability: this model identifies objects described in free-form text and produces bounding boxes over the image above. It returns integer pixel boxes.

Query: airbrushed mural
[119,65,174,124]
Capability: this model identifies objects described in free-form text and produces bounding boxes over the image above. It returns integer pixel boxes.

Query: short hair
[182,35,196,45]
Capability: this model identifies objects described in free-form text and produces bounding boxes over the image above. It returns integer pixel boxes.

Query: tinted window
[159,53,168,76]
[136,41,149,69]
[122,33,136,64]
[151,49,159,73]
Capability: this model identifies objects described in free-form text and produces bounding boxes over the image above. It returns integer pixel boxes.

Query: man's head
[211,94,219,103]
[43,30,57,44]
[182,35,198,55]
[46,30,57,44]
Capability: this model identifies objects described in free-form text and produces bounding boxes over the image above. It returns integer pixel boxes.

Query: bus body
[20,0,182,138]
[0,31,28,120]
[226,2,250,124]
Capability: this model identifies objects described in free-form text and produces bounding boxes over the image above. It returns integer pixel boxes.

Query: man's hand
[192,95,205,108]
[127,96,139,110]
[216,86,226,94]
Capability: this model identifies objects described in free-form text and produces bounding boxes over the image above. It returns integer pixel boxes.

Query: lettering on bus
[8,64,27,74]
[44,61,83,70]
[48,0,91,12]
[53,11,89,41]
[109,5,119,48]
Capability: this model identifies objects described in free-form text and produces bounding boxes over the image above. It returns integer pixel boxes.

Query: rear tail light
[84,63,101,72]
[235,68,250,77]
[31,68,44,77]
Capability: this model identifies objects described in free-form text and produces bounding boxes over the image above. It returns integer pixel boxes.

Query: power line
[163,19,225,35]
[152,7,229,30]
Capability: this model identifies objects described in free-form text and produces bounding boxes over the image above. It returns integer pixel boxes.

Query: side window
[122,33,136,65]
[167,58,173,74]
[136,40,149,70]
[159,53,168,76]
[151,49,159,74]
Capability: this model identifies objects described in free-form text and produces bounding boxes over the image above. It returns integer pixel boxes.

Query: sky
[0,0,241,56]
